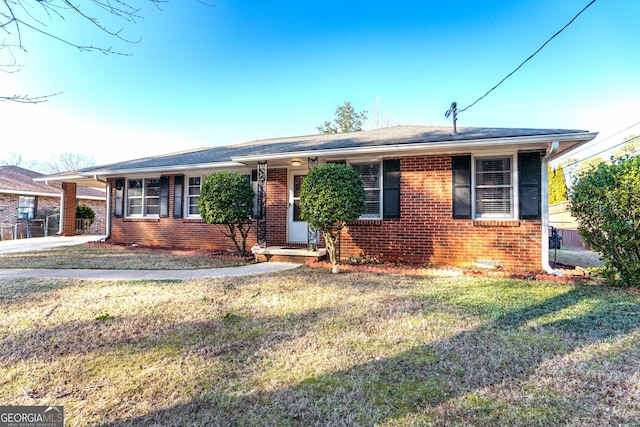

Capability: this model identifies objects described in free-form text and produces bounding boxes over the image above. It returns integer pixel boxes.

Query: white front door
[288,172,308,243]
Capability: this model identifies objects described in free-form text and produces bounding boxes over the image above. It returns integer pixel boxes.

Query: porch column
[307,157,319,251]
[257,161,267,248]
[61,182,77,236]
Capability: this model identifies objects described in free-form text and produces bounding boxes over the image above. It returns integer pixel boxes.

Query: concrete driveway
[0,235,104,254]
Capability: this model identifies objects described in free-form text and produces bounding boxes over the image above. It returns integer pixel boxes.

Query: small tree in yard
[300,163,366,272]
[569,155,640,286]
[199,172,254,256]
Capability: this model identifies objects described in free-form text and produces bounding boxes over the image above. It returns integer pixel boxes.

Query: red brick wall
[108,175,261,252]
[265,168,287,246]
[338,155,543,270]
[105,159,543,269]
[61,182,77,237]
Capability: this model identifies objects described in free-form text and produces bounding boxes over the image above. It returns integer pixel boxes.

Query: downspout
[541,141,561,275]
[93,176,111,241]
[58,185,64,236]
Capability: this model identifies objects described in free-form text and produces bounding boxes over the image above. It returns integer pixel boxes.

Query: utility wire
[564,134,640,169]
[559,120,640,159]
[457,0,597,113]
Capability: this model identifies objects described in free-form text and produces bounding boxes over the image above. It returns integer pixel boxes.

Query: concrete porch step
[257,246,326,263]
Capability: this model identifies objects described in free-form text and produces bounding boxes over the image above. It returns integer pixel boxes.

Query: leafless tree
[0,151,39,169]
[41,152,96,174]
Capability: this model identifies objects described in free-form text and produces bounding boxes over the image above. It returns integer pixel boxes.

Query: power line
[564,134,640,170]
[558,120,640,159]
[457,0,597,114]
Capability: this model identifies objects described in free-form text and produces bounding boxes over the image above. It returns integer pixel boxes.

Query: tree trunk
[323,231,338,266]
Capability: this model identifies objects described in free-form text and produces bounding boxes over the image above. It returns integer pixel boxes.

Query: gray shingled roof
[0,166,105,199]
[53,125,592,176]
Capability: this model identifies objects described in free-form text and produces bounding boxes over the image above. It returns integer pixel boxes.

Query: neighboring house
[0,165,106,239]
[40,125,596,271]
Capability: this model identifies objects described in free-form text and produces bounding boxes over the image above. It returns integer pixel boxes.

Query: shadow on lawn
[98,286,640,426]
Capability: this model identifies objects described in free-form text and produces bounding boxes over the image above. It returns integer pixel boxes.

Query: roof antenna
[444,102,458,135]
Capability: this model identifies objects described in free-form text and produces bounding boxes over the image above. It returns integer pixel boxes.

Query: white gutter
[0,189,61,197]
[541,141,561,275]
[93,176,111,240]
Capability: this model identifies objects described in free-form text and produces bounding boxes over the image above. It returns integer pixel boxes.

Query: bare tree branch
[0,92,61,103]
[1,0,179,102]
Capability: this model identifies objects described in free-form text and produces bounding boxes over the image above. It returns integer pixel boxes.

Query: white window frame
[472,154,517,220]
[349,160,383,220]
[185,171,258,219]
[126,178,161,217]
[18,195,36,219]
[186,176,203,218]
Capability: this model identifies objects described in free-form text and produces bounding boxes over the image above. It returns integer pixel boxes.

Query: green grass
[1,268,638,426]
[0,244,248,269]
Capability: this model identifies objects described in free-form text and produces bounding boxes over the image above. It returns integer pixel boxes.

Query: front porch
[257,246,326,263]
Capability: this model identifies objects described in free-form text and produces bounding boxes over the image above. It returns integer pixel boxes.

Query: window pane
[128,199,142,216]
[128,179,143,197]
[352,163,380,188]
[351,162,381,218]
[145,179,160,197]
[475,157,513,217]
[293,175,304,198]
[364,189,381,216]
[18,196,36,219]
[146,204,160,216]
[188,196,200,215]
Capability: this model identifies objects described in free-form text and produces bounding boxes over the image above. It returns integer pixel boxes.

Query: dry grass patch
[0,244,247,269]
[1,268,639,426]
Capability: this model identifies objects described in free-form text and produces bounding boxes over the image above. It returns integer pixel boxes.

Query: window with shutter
[351,162,381,218]
[475,157,513,218]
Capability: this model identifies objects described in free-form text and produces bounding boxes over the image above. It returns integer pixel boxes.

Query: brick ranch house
[0,165,106,239]
[40,125,596,271]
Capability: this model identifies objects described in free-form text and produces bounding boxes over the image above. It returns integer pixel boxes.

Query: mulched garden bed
[306,260,603,284]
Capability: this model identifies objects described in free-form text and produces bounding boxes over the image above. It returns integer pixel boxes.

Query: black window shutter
[159,176,170,218]
[519,151,542,219]
[451,156,471,219]
[383,159,401,218]
[114,178,124,217]
[452,155,472,219]
[173,176,184,218]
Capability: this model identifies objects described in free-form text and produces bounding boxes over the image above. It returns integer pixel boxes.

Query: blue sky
[1,0,639,167]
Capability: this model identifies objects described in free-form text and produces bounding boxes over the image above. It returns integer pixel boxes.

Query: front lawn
[0,244,248,270]
[1,268,638,426]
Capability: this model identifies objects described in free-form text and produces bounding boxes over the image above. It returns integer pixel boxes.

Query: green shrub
[569,155,640,286]
[76,204,95,220]
[198,172,255,256]
[300,163,366,268]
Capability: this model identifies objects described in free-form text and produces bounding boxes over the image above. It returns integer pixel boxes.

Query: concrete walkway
[0,235,302,280]
[0,235,104,254]
[0,262,302,280]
